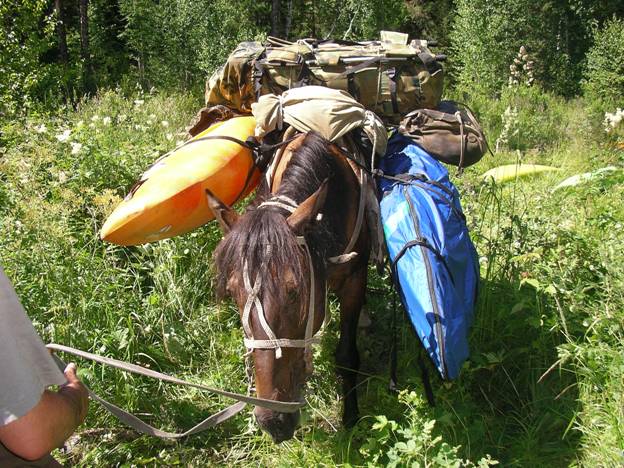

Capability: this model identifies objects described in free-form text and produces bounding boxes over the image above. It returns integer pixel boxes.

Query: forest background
[1,0,624,466]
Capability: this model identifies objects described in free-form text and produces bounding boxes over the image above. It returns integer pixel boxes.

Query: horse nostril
[255,410,300,443]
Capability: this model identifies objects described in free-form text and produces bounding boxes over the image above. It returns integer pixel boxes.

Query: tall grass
[0,86,622,466]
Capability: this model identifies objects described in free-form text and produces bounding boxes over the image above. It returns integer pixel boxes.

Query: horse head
[207,178,329,443]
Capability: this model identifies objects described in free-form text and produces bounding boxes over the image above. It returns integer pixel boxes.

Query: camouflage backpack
[204,31,445,125]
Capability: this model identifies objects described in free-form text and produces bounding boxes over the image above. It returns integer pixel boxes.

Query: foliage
[1,82,623,465]
[583,17,624,111]
[0,0,64,115]
[450,0,623,97]
[359,391,498,467]
[118,0,267,90]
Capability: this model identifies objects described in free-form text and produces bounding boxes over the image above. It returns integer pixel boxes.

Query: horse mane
[213,131,343,303]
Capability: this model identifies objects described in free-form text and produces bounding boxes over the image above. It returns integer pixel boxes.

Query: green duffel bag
[203,32,445,125]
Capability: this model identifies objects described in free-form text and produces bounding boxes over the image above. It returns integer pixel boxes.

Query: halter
[241,195,321,359]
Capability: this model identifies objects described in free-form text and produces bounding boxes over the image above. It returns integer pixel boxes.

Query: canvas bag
[251,86,388,158]
[204,33,444,125]
[399,101,489,170]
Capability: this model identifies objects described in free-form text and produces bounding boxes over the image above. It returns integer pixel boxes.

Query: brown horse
[206,131,370,442]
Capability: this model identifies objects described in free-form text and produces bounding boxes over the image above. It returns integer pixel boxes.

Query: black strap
[386,67,399,114]
[388,260,436,406]
[376,171,466,223]
[347,73,358,100]
[417,347,436,406]
[392,235,455,287]
[253,57,265,100]
[389,286,399,392]
[418,52,439,75]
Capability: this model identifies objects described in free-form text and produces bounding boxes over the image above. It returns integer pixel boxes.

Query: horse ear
[206,189,239,234]
[287,178,329,235]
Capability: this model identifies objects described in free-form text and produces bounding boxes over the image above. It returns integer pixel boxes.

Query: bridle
[241,195,321,360]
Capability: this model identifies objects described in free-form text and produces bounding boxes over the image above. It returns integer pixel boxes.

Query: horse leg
[334,266,367,427]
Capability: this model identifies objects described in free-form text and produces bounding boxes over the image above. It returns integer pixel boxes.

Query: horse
[206,131,371,442]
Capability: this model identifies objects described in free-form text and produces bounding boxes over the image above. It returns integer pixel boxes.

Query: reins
[46,342,304,439]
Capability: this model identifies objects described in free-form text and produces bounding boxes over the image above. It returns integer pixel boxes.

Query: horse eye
[287,289,300,303]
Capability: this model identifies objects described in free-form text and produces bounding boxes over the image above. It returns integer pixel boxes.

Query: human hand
[58,363,89,426]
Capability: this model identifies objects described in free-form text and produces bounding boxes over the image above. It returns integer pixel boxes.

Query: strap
[417,52,439,74]
[46,343,304,413]
[455,111,465,174]
[391,237,455,287]
[389,285,398,392]
[253,58,265,100]
[343,167,366,254]
[386,67,399,115]
[54,353,247,439]
[417,348,436,406]
[329,56,382,81]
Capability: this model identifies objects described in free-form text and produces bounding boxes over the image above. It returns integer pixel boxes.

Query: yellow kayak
[101,116,258,246]
[481,164,560,183]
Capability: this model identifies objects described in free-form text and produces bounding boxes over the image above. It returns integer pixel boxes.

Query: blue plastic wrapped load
[378,133,479,380]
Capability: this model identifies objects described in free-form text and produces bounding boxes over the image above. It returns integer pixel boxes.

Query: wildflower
[70,142,83,155]
[56,129,71,142]
[102,116,111,125]
[166,133,173,141]
[134,99,145,106]
[35,124,47,134]
[76,120,84,128]
[58,171,68,183]
[604,108,624,133]
[91,115,100,122]
[118,114,128,123]
[149,114,156,120]
[161,120,169,127]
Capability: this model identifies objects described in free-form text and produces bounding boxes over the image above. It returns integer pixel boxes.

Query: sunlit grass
[0,87,622,466]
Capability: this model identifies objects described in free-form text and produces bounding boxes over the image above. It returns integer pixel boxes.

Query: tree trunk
[79,0,95,93]
[284,0,293,40]
[271,0,281,37]
[54,0,68,64]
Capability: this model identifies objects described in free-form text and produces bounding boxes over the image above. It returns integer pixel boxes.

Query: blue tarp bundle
[378,134,479,380]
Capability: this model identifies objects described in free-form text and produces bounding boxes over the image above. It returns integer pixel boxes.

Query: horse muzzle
[254,407,301,443]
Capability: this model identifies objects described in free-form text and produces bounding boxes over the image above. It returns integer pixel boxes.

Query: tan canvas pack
[204,32,444,125]
[399,101,490,170]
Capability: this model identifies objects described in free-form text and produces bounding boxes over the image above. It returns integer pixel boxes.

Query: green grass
[0,85,623,466]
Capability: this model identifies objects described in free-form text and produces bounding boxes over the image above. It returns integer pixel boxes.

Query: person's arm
[0,363,89,461]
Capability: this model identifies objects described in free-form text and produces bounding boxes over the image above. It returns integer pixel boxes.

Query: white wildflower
[56,129,71,142]
[102,116,111,125]
[118,114,127,123]
[149,114,156,120]
[34,124,47,134]
[91,115,100,122]
[134,99,144,106]
[70,142,83,155]
[161,120,169,127]
[76,120,84,128]
[58,171,68,183]
[166,133,173,141]
[89,123,96,129]
[604,108,624,133]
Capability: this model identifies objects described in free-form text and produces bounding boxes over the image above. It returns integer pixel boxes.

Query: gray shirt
[0,266,66,426]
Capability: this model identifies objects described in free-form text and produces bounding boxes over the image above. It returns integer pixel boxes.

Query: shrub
[359,391,499,467]
[583,17,624,110]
